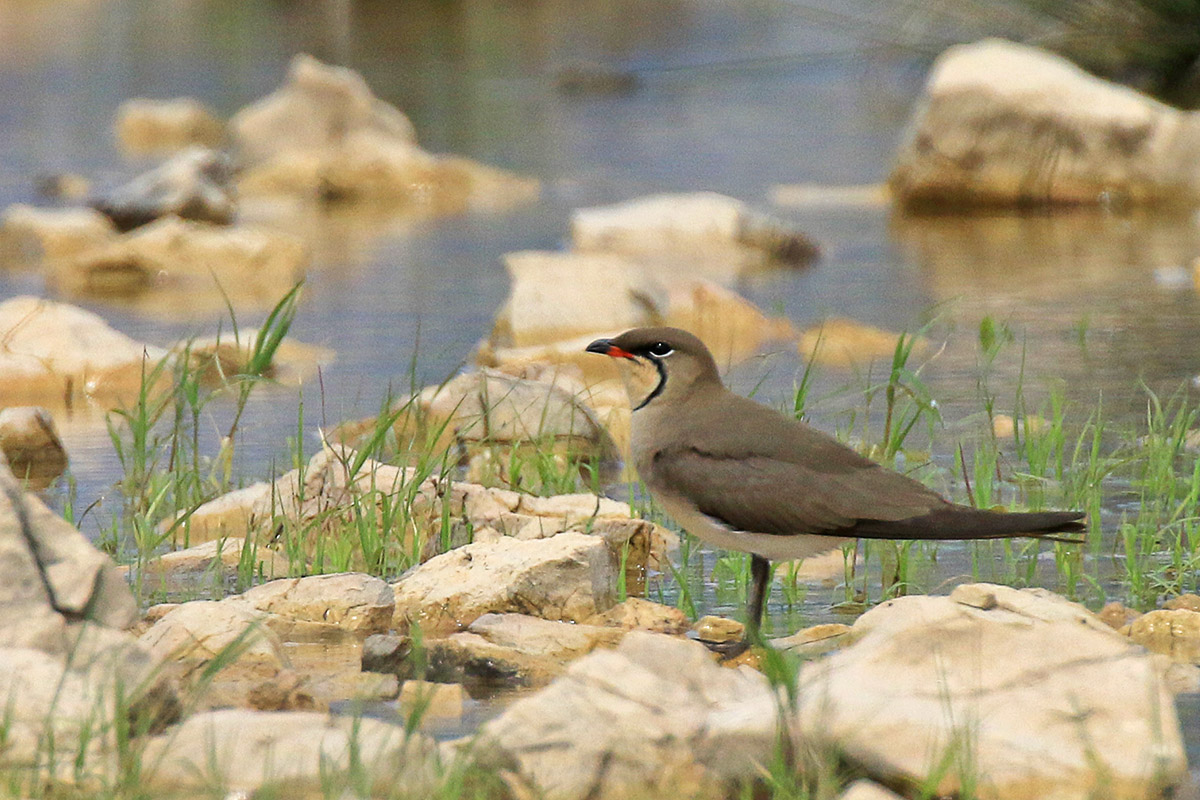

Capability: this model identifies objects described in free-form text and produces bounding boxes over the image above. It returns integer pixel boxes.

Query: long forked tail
[849,505,1086,542]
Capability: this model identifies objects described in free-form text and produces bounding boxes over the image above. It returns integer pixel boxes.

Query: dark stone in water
[361,633,412,676]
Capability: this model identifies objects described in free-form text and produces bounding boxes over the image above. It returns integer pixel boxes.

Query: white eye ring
[647,342,673,358]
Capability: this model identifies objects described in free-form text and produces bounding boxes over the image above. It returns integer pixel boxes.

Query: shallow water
[4,0,1200,630]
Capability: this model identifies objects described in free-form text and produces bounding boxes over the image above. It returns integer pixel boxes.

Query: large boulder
[796,583,1187,800]
[140,709,440,797]
[115,97,225,155]
[469,631,777,800]
[0,459,175,780]
[890,39,1200,208]
[0,406,68,489]
[92,147,236,230]
[0,295,167,408]
[231,54,538,211]
[392,532,618,635]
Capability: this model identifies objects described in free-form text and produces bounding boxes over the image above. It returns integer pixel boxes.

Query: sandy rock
[0,406,67,489]
[571,191,818,267]
[0,204,117,268]
[797,583,1187,800]
[398,679,466,719]
[1127,609,1200,663]
[587,597,690,634]
[131,537,292,597]
[890,39,1200,208]
[493,250,666,349]
[771,622,852,658]
[140,599,287,679]
[468,612,623,661]
[141,709,440,797]
[471,632,777,800]
[52,216,307,313]
[232,54,537,210]
[693,615,744,644]
[1165,593,1200,612]
[0,295,168,408]
[115,97,225,155]
[1098,601,1140,629]
[93,147,235,231]
[392,532,617,635]
[236,573,394,636]
[798,318,928,368]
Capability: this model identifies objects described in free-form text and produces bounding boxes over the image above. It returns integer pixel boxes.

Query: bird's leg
[746,554,770,640]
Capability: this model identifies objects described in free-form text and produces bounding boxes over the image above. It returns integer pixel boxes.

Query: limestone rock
[392,532,617,635]
[0,406,67,489]
[115,97,225,155]
[587,597,691,634]
[139,599,287,679]
[1165,593,1200,612]
[141,709,439,797]
[236,572,395,636]
[51,216,307,314]
[232,54,537,210]
[471,632,777,800]
[93,147,235,231]
[693,615,744,644]
[798,318,928,368]
[0,204,116,268]
[797,583,1187,800]
[362,633,411,676]
[890,39,1200,208]
[771,622,852,658]
[1127,609,1200,663]
[426,631,561,687]
[398,679,466,720]
[836,779,908,800]
[130,537,292,598]
[468,612,623,662]
[571,191,818,267]
[1098,600,1140,629]
[178,326,334,385]
[0,295,168,408]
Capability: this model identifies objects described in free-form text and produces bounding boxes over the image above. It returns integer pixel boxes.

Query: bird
[586,326,1086,646]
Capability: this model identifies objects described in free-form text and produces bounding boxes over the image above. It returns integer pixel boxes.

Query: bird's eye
[647,342,673,358]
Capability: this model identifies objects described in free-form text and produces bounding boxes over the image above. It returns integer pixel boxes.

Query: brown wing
[650,444,947,536]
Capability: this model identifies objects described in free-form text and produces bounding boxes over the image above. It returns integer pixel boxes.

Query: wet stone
[692,615,744,644]
[361,633,412,677]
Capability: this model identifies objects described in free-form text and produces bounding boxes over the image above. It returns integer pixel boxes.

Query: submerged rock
[232,54,538,211]
[392,532,618,635]
[0,406,68,489]
[891,39,1200,208]
[796,583,1187,800]
[798,317,928,368]
[0,296,167,408]
[50,216,307,313]
[115,97,225,155]
[130,537,291,598]
[469,632,777,799]
[571,191,818,268]
[0,204,117,268]
[93,147,236,231]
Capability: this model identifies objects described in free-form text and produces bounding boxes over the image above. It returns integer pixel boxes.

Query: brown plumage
[587,326,1085,638]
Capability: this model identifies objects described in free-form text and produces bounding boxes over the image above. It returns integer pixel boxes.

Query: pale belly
[654,492,852,562]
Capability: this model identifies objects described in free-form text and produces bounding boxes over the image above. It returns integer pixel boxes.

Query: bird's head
[585,326,720,411]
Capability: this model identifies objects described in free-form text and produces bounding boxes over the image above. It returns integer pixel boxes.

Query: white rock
[141,709,439,796]
[891,39,1200,207]
[796,583,1187,800]
[236,573,395,636]
[0,295,167,408]
[131,537,291,597]
[392,532,617,635]
[0,204,116,268]
[471,632,777,799]
[139,600,287,678]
